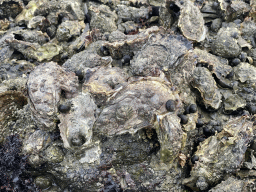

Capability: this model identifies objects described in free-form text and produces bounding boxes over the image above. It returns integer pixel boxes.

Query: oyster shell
[183,116,253,191]
[58,92,97,148]
[178,0,206,42]
[89,2,118,33]
[104,26,159,59]
[56,20,85,42]
[27,62,78,130]
[211,27,241,58]
[23,130,51,154]
[130,33,192,76]
[191,67,222,110]
[193,49,231,80]
[6,38,62,62]
[84,66,129,106]
[156,113,186,163]
[94,77,182,136]
[233,62,256,83]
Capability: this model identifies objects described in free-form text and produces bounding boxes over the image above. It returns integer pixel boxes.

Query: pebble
[166,100,176,112]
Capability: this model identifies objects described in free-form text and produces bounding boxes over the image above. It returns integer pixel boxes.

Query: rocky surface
[1,0,256,191]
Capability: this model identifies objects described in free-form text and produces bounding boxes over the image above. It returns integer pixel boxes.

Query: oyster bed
[1,0,256,191]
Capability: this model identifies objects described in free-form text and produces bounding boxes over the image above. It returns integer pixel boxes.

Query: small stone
[196,119,204,127]
[203,126,212,137]
[75,69,84,81]
[166,100,176,112]
[179,114,188,124]
[239,52,247,62]
[232,58,240,66]
[100,46,110,56]
[248,105,256,114]
[191,155,199,164]
[151,6,160,16]
[214,126,222,133]
[84,14,91,23]
[58,104,71,113]
[121,55,131,65]
[211,18,222,32]
[189,104,197,113]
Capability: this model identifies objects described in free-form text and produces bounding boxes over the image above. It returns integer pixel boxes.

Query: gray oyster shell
[6,37,62,62]
[191,67,222,110]
[130,33,192,76]
[183,116,253,191]
[84,66,129,106]
[89,2,118,33]
[104,26,159,59]
[156,113,186,163]
[56,20,85,42]
[27,62,78,130]
[211,27,241,58]
[178,0,206,42]
[233,62,256,83]
[94,77,182,136]
[58,92,97,148]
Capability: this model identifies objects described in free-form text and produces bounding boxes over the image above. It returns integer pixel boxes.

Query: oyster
[27,62,78,130]
[56,20,85,42]
[233,62,256,83]
[193,49,231,80]
[211,27,241,58]
[183,116,253,191]
[94,77,182,136]
[156,113,186,163]
[15,0,42,25]
[63,49,112,72]
[178,0,206,42]
[23,130,51,154]
[84,66,129,106]
[6,38,62,62]
[116,4,150,22]
[191,67,222,110]
[58,92,97,148]
[12,29,50,45]
[130,33,192,76]
[89,2,118,33]
[103,26,159,59]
